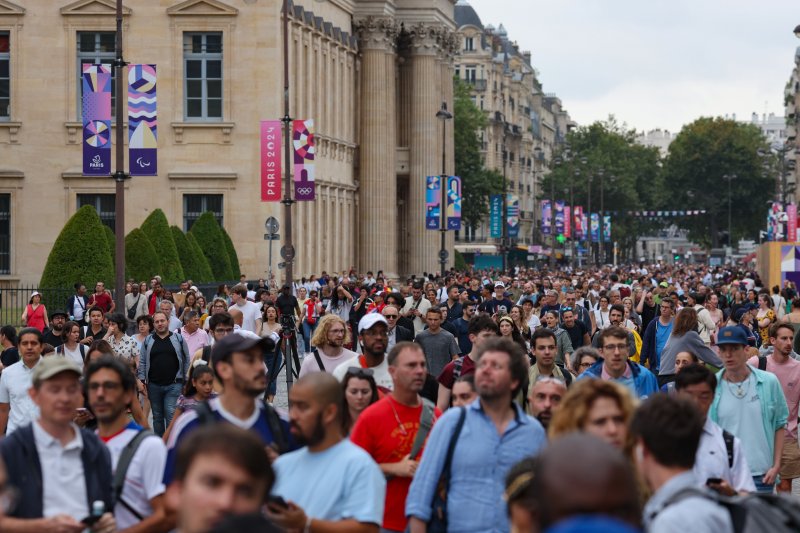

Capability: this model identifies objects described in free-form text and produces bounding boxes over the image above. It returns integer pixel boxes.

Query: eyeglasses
[346,367,374,379]
[87,381,122,392]
[383,314,398,319]
[328,328,346,335]
[578,361,595,369]
[602,344,629,353]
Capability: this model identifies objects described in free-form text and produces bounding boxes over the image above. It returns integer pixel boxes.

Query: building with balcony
[453,0,574,268]
[786,46,800,205]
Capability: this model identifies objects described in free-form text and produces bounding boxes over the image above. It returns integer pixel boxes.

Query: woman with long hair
[755,292,776,348]
[498,316,529,355]
[542,311,574,367]
[56,320,85,366]
[658,307,722,386]
[258,303,282,403]
[705,292,725,331]
[510,305,531,342]
[341,366,379,435]
[592,294,611,330]
[178,291,199,323]
[162,362,217,442]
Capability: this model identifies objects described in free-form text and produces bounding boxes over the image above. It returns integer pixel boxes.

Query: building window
[464,66,476,83]
[0,32,9,120]
[183,33,223,121]
[183,194,223,231]
[464,37,474,51]
[77,194,116,232]
[77,32,116,119]
[0,194,9,274]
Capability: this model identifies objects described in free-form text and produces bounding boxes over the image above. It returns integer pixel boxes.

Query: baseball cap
[211,331,275,368]
[494,282,505,289]
[358,313,388,334]
[32,357,82,386]
[716,326,748,346]
[659,281,669,288]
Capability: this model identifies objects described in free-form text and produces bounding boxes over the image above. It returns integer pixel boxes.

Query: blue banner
[507,194,520,238]
[446,176,462,230]
[490,194,503,238]
[603,215,611,241]
[82,64,112,176]
[541,200,552,235]
[590,213,600,243]
[426,176,441,230]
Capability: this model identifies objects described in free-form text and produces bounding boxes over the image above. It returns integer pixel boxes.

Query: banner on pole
[490,194,503,238]
[768,202,783,241]
[292,119,315,201]
[564,205,571,238]
[573,206,584,239]
[603,215,612,241]
[128,64,157,176]
[446,176,462,230]
[541,200,552,235]
[82,64,112,176]
[426,176,441,230]
[788,204,797,242]
[555,200,565,235]
[590,213,599,243]
[507,194,520,238]
[260,120,282,202]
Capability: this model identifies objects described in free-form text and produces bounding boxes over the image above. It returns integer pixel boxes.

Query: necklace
[388,396,415,436]
[725,372,750,399]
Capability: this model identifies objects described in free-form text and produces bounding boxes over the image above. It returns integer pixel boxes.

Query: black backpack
[194,400,289,454]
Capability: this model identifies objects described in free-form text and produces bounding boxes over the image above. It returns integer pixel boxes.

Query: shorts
[780,439,800,479]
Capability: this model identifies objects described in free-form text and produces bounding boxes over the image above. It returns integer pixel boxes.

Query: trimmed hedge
[190,212,233,280]
[40,205,115,289]
[141,209,185,284]
[172,225,211,283]
[104,225,115,268]
[220,226,241,279]
[125,228,161,282]
[186,232,214,283]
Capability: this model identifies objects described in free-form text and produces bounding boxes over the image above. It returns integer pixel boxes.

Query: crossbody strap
[432,407,467,505]
[112,429,155,521]
[312,349,326,372]
[409,399,436,460]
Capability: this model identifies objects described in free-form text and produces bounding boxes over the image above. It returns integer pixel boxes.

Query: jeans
[302,319,317,352]
[148,382,182,436]
[264,348,283,397]
[752,474,775,494]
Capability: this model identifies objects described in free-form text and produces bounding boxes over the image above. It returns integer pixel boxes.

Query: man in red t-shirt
[88,281,115,313]
[436,314,499,411]
[351,341,440,533]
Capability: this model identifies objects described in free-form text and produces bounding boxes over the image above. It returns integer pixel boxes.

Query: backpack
[112,429,155,521]
[56,343,86,361]
[662,487,800,533]
[194,400,289,454]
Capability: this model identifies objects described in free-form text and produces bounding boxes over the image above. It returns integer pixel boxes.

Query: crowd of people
[0,263,798,532]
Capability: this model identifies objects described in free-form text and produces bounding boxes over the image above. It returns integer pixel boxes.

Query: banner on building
[590,213,599,243]
[573,206,584,239]
[768,202,783,242]
[554,200,565,235]
[603,215,612,241]
[82,64,112,176]
[446,176,462,230]
[128,64,157,176]
[564,205,571,238]
[490,194,503,238]
[292,119,315,201]
[260,120,282,202]
[507,194,520,238]
[788,204,797,242]
[541,200,552,235]
[426,176,441,230]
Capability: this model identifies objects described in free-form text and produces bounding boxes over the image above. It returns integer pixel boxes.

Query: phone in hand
[705,477,722,486]
[81,514,103,526]
[267,495,288,510]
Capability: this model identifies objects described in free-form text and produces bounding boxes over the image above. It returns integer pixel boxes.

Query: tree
[140,209,185,284]
[662,117,773,247]
[190,212,233,280]
[186,232,214,282]
[171,225,212,283]
[103,225,115,269]
[125,229,161,282]
[220,226,241,279]
[40,205,114,290]
[454,77,504,231]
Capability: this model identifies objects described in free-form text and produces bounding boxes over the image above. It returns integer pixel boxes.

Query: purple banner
[541,200,552,235]
[507,194,520,238]
[590,213,600,243]
[446,176,461,230]
[293,119,315,201]
[128,64,157,176]
[426,176,441,230]
[82,64,112,176]
[555,200,565,235]
[573,206,584,239]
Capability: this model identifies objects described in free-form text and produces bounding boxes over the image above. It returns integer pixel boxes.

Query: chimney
[523,51,531,65]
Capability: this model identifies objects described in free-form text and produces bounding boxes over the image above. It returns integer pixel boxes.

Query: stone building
[0,0,459,286]
[452,0,573,266]
[786,45,800,204]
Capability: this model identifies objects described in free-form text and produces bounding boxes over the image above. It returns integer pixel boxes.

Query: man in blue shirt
[406,337,546,533]
[640,299,674,372]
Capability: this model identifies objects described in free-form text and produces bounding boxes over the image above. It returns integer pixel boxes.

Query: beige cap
[32,356,82,386]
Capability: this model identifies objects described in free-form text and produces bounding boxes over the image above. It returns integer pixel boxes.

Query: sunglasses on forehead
[346,367,374,379]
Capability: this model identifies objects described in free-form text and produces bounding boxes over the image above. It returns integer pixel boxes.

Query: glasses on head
[346,367,375,379]
[561,306,573,312]
[87,381,122,392]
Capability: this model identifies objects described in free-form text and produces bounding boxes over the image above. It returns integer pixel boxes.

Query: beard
[291,412,326,447]
[233,371,266,398]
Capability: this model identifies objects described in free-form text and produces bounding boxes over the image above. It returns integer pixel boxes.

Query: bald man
[228,307,244,330]
[268,374,386,533]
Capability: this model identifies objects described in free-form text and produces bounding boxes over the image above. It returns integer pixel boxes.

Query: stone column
[406,23,446,276]
[355,17,398,278]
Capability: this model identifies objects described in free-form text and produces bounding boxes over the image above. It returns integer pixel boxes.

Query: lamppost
[599,172,614,264]
[722,173,736,247]
[590,168,603,265]
[497,113,510,273]
[112,0,128,311]
[533,145,543,245]
[280,0,296,289]
[436,102,453,277]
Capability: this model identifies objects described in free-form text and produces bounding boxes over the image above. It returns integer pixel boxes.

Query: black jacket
[0,424,113,519]
[395,325,415,343]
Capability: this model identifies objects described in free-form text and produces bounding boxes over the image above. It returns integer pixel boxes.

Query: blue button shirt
[405,399,546,533]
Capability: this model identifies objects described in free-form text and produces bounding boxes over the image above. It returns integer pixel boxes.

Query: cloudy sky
[467,0,799,133]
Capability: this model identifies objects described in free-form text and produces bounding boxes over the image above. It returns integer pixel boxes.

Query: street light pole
[112,0,128,311]
[723,174,736,247]
[436,102,453,277]
[571,169,578,269]
[281,0,295,288]
[501,119,509,273]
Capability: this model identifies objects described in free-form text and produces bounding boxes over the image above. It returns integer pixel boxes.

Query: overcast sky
[467,0,799,133]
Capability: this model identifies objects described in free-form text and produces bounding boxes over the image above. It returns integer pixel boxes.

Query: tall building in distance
[453,0,574,267]
[786,45,800,205]
[0,0,464,285]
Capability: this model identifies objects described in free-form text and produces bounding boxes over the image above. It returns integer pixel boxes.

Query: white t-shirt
[0,358,41,434]
[103,422,167,529]
[57,344,85,367]
[231,301,262,333]
[33,421,87,520]
[332,355,393,391]
[298,347,357,378]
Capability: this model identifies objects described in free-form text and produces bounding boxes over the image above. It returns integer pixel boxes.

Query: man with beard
[42,310,67,348]
[163,331,291,484]
[351,343,442,533]
[528,377,566,430]
[268,373,385,532]
[333,314,393,391]
[87,357,171,532]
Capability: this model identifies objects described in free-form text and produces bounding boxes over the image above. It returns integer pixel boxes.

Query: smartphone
[81,514,103,526]
[267,495,288,509]
[705,477,722,486]
[76,408,88,413]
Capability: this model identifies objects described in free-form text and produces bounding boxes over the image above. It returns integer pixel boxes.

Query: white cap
[358,313,388,334]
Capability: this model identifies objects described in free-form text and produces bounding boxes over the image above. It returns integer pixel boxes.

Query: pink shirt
[748,355,800,439]
[180,327,209,359]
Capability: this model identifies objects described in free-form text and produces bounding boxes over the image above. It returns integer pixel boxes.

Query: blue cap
[544,516,641,533]
[716,326,748,346]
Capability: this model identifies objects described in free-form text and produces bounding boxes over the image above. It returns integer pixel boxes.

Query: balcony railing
[465,78,487,91]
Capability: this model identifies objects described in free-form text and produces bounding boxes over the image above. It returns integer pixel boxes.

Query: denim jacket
[137,331,190,383]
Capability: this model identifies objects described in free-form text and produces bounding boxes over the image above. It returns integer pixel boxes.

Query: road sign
[265,216,280,233]
[280,244,295,261]
[438,249,449,261]
[263,233,280,241]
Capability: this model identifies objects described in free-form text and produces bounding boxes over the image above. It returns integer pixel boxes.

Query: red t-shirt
[89,291,113,312]
[350,395,441,531]
[437,355,476,388]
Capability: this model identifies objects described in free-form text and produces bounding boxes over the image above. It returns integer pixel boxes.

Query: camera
[280,314,296,330]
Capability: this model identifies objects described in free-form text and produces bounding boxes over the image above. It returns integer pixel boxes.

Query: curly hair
[310,314,351,347]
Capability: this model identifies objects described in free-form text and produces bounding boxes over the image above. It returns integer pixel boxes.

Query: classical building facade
[0,0,458,286]
[452,0,573,266]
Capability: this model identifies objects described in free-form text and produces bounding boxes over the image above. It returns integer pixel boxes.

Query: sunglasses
[346,367,374,379]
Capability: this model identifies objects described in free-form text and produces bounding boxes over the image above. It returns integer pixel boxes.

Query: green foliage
[103,226,115,269]
[186,232,214,282]
[190,212,233,280]
[140,209,185,284]
[125,229,161,282]
[172,226,211,283]
[662,117,772,247]
[40,205,114,290]
[220,226,241,279]
[454,77,504,230]
[454,249,467,271]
